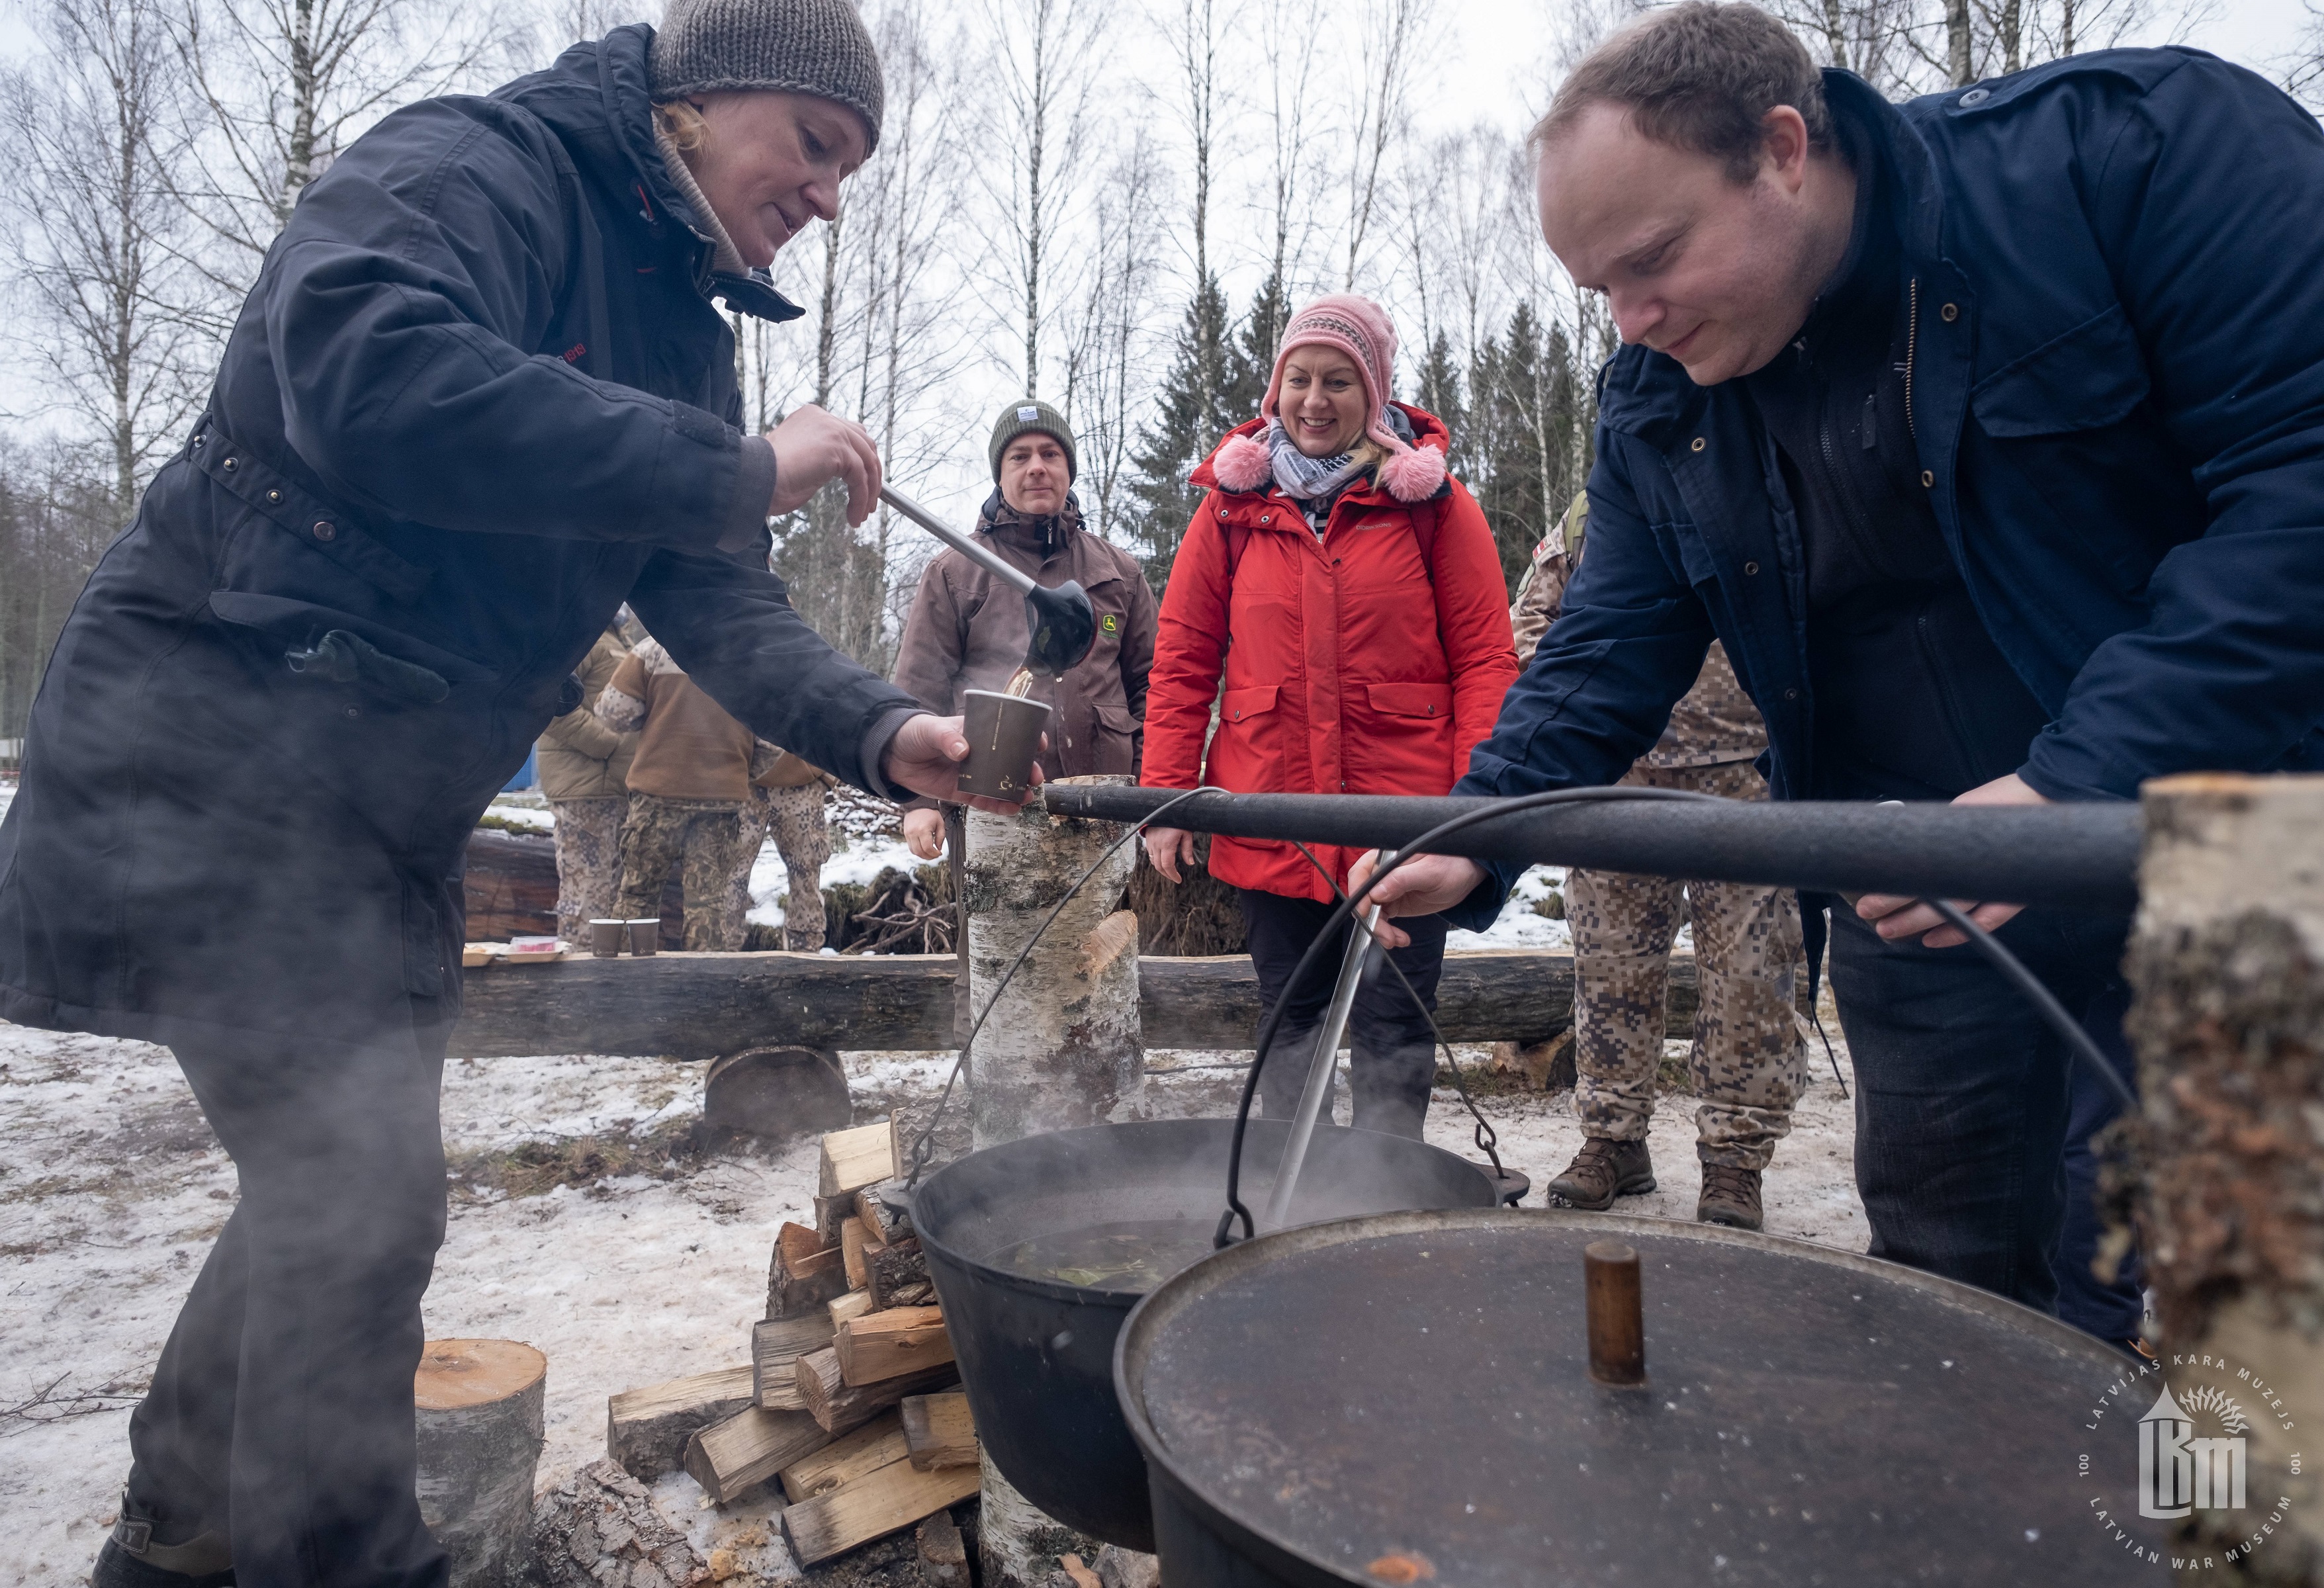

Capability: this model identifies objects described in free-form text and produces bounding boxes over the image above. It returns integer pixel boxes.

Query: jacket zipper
[1904,277,1919,442]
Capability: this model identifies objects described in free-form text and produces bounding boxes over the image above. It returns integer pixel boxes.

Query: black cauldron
[912,1119,1501,1550]
[1116,1206,2165,1585]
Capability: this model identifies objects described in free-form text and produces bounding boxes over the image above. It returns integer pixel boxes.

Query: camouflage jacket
[1509,494,1766,769]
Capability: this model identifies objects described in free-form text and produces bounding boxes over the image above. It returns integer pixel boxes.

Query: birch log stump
[414,1339,546,1588]
[963,775,1147,1587]
[2128,773,2324,1584]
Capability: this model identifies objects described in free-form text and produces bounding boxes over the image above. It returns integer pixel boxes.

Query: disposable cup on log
[958,690,1050,799]
[414,1339,546,1588]
[625,919,660,957]
[589,919,626,957]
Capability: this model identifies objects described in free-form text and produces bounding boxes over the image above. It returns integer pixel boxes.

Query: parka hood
[1191,400,1452,501]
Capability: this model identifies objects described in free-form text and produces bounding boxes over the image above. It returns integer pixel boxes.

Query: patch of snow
[484,796,556,833]
[1447,863,1572,951]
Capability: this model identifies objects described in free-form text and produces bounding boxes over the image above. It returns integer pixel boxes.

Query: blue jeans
[1828,905,2129,1314]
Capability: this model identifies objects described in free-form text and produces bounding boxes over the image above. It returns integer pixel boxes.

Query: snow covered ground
[0,1010,1863,1587]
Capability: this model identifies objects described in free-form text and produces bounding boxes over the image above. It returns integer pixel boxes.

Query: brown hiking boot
[1544,1137,1656,1210]
[1697,1165,1764,1231]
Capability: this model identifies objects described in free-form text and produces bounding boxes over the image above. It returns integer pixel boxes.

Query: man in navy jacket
[1366,3,2324,1330]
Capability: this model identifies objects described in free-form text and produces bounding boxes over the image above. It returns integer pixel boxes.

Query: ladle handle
[880,485,1038,597]
[1259,901,1384,1231]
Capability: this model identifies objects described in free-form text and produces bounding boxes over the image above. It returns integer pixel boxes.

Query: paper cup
[590,919,626,957]
[626,918,661,957]
[958,689,1052,799]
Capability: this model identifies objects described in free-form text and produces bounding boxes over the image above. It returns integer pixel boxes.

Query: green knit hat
[988,398,1077,483]
[649,0,884,153]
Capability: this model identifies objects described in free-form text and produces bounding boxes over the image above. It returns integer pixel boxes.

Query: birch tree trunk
[2127,773,2324,1583]
[414,1339,546,1588]
[962,775,1143,1585]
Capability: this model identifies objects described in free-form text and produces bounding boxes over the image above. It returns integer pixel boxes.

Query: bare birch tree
[1061,130,1163,541]
[0,0,211,513]
[169,0,512,306]
[1341,0,1423,292]
[972,0,1108,398]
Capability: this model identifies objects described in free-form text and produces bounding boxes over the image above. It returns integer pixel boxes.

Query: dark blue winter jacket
[0,28,921,1046]
[1453,54,2324,921]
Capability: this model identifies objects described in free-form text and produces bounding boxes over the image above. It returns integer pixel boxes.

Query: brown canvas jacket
[536,627,638,800]
[892,493,1156,809]
[1511,494,1767,769]
[597,638,760,803]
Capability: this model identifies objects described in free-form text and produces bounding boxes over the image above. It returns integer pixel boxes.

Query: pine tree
[1123,273,1238,592]
[1411,328,1469,484]
[1466,301,1595,597]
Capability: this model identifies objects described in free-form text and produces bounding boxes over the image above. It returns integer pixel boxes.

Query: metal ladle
[1259,887,1390,1232]
[880,485,1096,677]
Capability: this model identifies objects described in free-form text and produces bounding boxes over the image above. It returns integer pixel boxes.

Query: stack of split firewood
[603,1118,983,1573]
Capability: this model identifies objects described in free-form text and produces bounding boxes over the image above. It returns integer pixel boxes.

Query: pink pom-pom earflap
[1378,443,1447,504]
[1211,433,1272,494]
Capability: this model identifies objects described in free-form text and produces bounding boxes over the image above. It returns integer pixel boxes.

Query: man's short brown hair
[1533,2,1833,185]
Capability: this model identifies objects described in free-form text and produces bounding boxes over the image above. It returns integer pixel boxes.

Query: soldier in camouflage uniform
[1514,494,1806,1231]
[731,755,837,951]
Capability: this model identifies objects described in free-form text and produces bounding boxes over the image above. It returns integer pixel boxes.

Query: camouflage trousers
[614,793,760,951]
[732,783,832,951]
[549,797,626,946]
[1569,758,1807,1170]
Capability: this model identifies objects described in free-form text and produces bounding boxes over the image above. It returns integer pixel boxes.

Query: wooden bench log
[449,948,1698,1059]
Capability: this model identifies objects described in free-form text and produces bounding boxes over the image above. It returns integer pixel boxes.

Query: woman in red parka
[1142,294,1519,1137]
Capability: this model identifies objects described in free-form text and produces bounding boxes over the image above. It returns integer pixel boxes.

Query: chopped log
[449,948,1691,1060]
[828,1290,874,1327]
[2128,772,2324,1572]
[704,1046,852,1139]
[900,1393,977,1471]
[752,1315,834,1412]
[821,1120,897,1198]
[780,1450,981,1567]
[856,1181,911,1245]
[815,1192,856,1247]
[795,1346,957,1435]
[779,1410,909,1503]
[413,1339,545,1588]
[778,1221,828,1267]
[605,1363,754,1482]
[918,1511,971,1586]
[842,1216,875,1290]
[766,1233,850,1321]
[681,1405,831,1505]
[965,778,1136,1581]
[866,1235,931,1309]
[836,1306,952,1386]
[463,828,558,942]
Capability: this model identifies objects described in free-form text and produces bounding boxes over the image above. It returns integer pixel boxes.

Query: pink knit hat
[1212,293,1446,503]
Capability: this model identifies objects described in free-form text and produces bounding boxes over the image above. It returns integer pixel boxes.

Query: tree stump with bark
[2127,772,2324,1582]
[414,1339,547,1588]
[703,1045,852,1139]
[962,777,1144,1585]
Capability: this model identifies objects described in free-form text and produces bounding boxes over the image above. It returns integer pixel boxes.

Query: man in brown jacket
[597,635,778,949]
[1516,494,1807,1233]
[536,619,638,944]
[893,399,1157,860]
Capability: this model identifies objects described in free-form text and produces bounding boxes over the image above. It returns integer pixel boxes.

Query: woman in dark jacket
[0,5,1012,1582]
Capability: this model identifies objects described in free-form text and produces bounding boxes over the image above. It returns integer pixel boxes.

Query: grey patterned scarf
[1265,416,1370,503]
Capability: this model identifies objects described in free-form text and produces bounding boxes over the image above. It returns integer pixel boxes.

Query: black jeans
[1828,905,2128,1314]
[1239,889,1449,1139]
[127,1006,454,1587]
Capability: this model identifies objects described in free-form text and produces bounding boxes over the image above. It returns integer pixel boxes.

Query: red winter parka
[1141,404,1519,901]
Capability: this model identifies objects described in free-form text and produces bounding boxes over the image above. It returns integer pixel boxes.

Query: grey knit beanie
[988,398,1078,482]
[649,0,883,153]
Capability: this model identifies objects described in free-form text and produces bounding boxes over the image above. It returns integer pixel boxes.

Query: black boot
[91,1492,233,1588]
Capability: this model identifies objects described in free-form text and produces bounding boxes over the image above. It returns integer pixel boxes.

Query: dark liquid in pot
[989,1217,1216,1293]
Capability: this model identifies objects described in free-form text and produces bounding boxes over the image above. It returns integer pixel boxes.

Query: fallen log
[449,948,1679,1059]
[605,1364,754,1482]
